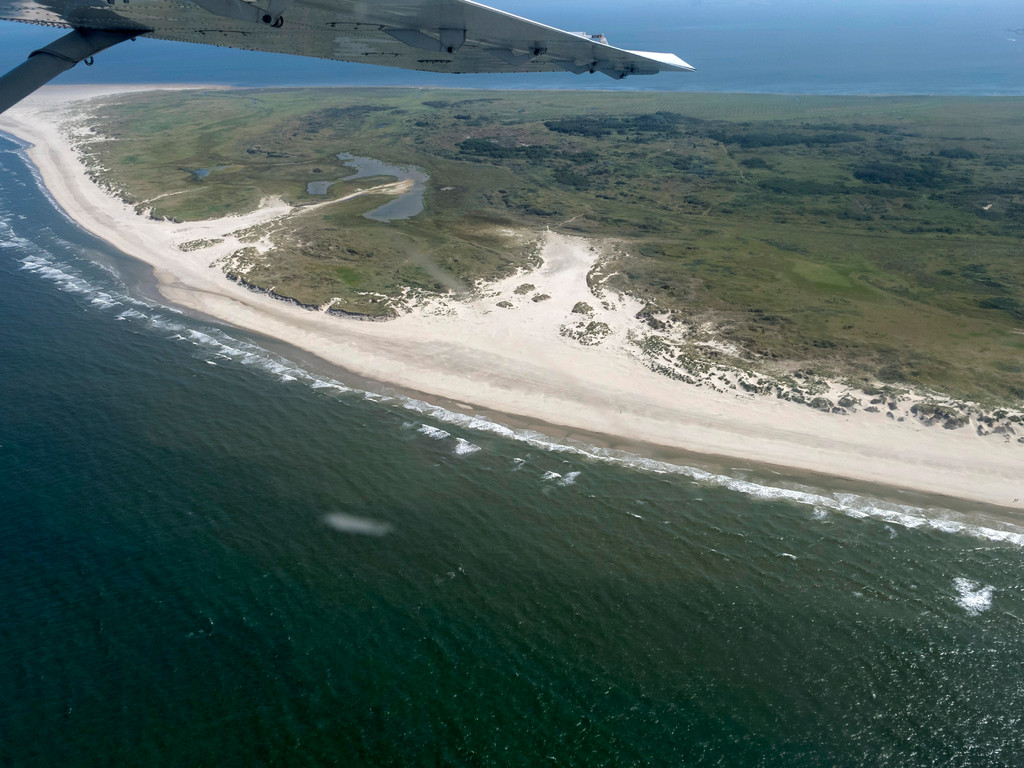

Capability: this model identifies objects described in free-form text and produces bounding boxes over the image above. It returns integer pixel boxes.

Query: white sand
[2,85,1022,510]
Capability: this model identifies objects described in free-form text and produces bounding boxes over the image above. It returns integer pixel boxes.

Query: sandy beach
[2,85,1022,510]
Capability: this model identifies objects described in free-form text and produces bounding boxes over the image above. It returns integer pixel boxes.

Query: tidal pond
[306,152,428,222]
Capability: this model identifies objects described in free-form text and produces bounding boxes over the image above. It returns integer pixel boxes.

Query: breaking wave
[953,578,995,615]
[453,438,481,456]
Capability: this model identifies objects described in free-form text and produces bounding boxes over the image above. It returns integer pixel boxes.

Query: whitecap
[541,471,562,482]
[90,294,120,309]
[150,318,189,335]
[418,425,450,440]
[187,329,220,347]
[453,438,481,456]
[953,578,994,615]
[557,471,581,486]
[2,235,32,250]
[311,379,350,392]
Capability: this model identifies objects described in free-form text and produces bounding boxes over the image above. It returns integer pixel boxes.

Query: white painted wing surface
[177,0,695,77]
[0,0,693,78]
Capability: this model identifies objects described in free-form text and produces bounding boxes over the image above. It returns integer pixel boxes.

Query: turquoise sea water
[3,126,1024,764]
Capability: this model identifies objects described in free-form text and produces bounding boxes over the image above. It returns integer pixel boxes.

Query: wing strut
[0,29,139,115]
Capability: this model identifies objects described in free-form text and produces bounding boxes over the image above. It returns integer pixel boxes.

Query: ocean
[3,122,1024,763]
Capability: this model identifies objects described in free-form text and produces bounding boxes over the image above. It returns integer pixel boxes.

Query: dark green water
[2,132,1023,766]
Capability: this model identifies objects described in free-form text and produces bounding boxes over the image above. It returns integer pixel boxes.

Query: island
[1,85,1022,509]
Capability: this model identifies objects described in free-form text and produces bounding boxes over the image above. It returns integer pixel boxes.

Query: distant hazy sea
[4,2,1024,762]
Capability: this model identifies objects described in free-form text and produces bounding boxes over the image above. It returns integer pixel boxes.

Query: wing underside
[1,0,693,77]
[0,0,692,114]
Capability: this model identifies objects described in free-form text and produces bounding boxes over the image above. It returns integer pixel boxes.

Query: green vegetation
[561,319,613,346]
[79,88,1024,405]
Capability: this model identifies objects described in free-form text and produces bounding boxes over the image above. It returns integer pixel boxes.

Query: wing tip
[628,50,696,72]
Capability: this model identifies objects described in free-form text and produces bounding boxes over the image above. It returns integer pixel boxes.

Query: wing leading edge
[0,0,694,113]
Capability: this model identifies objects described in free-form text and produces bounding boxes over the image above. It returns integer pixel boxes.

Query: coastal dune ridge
[2,85,1022,512]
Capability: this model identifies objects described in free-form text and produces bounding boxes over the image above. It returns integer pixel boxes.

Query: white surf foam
[14,226,360,399]
[89,292,121,309]
[953,578,994,615]
[558,471,581,486]
[396,394,1024,548]
[310,379,350,392]
[16,146,82,229]
[418,425,450,440]
[19,253,99,296]
[16,240,358,396]
[453,438,481,456]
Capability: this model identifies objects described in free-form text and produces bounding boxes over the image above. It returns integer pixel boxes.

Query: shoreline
[2,85,1022,511]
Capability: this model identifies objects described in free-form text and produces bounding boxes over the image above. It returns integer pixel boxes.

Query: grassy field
[78,88,1024,405]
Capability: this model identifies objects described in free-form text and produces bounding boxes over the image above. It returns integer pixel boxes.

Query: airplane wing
[0,0,694,113]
